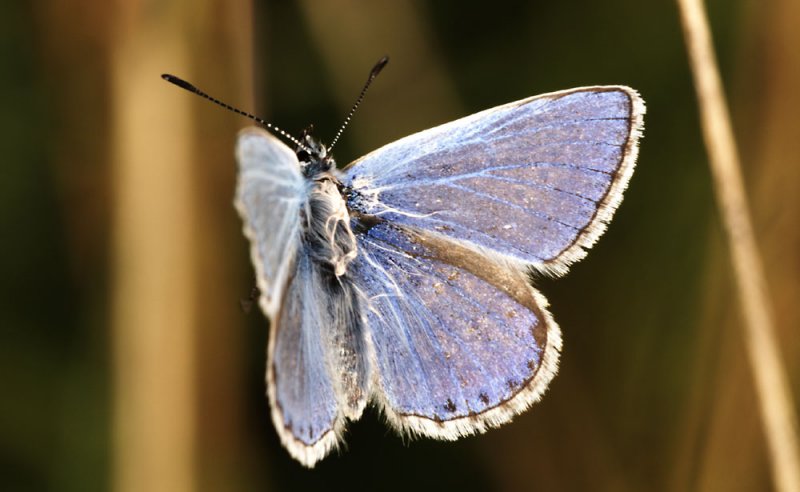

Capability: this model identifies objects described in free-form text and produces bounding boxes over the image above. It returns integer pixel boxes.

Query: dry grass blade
[676,0,800,490]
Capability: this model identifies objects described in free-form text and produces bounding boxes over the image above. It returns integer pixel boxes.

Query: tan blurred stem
[110,3,197,491]
[676,0,800,491]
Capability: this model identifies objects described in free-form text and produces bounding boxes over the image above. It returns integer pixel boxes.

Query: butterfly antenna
[161,74,308,152]
[328,55,389,152]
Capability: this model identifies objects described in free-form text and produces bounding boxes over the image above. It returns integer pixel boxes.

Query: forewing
[344,87,645,275]
[235,127,305,317]
[351,222,561,437]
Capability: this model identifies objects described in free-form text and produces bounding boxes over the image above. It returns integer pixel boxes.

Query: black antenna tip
[370,56,389,79]
[161,73,197,92]
[328,55,390,151]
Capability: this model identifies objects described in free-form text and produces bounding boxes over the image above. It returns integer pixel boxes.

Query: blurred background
[2,0,798,490]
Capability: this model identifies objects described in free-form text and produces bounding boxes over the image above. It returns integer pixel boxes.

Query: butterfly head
[297,128,336,178]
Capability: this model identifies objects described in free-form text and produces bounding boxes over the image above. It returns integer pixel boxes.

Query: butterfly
[164,60,645,467]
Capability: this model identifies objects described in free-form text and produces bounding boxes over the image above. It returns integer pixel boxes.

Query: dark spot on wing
[528,359,538,372]
[507,379,520,391]
[479,392,490,405]
[444,399,457,413]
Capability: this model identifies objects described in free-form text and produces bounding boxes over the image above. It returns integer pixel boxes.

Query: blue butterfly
[166,60,645,467]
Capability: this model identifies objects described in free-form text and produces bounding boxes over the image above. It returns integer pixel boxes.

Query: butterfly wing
[265,249,342,465]
[344,86,643,437]
[268,247,371,467]
[235,128,305,317]
[344,86,645,276]
[350,222,560,437]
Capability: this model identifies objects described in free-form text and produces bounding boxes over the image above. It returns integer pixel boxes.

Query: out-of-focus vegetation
[1,1,798,491]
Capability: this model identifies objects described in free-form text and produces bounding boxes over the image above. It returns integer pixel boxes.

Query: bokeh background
[2,0,798,490]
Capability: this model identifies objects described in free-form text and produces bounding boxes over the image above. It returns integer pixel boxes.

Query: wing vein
[443,182,581,231]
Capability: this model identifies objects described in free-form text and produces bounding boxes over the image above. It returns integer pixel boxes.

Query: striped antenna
[328,55,389,152]
[161,74,308,152]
